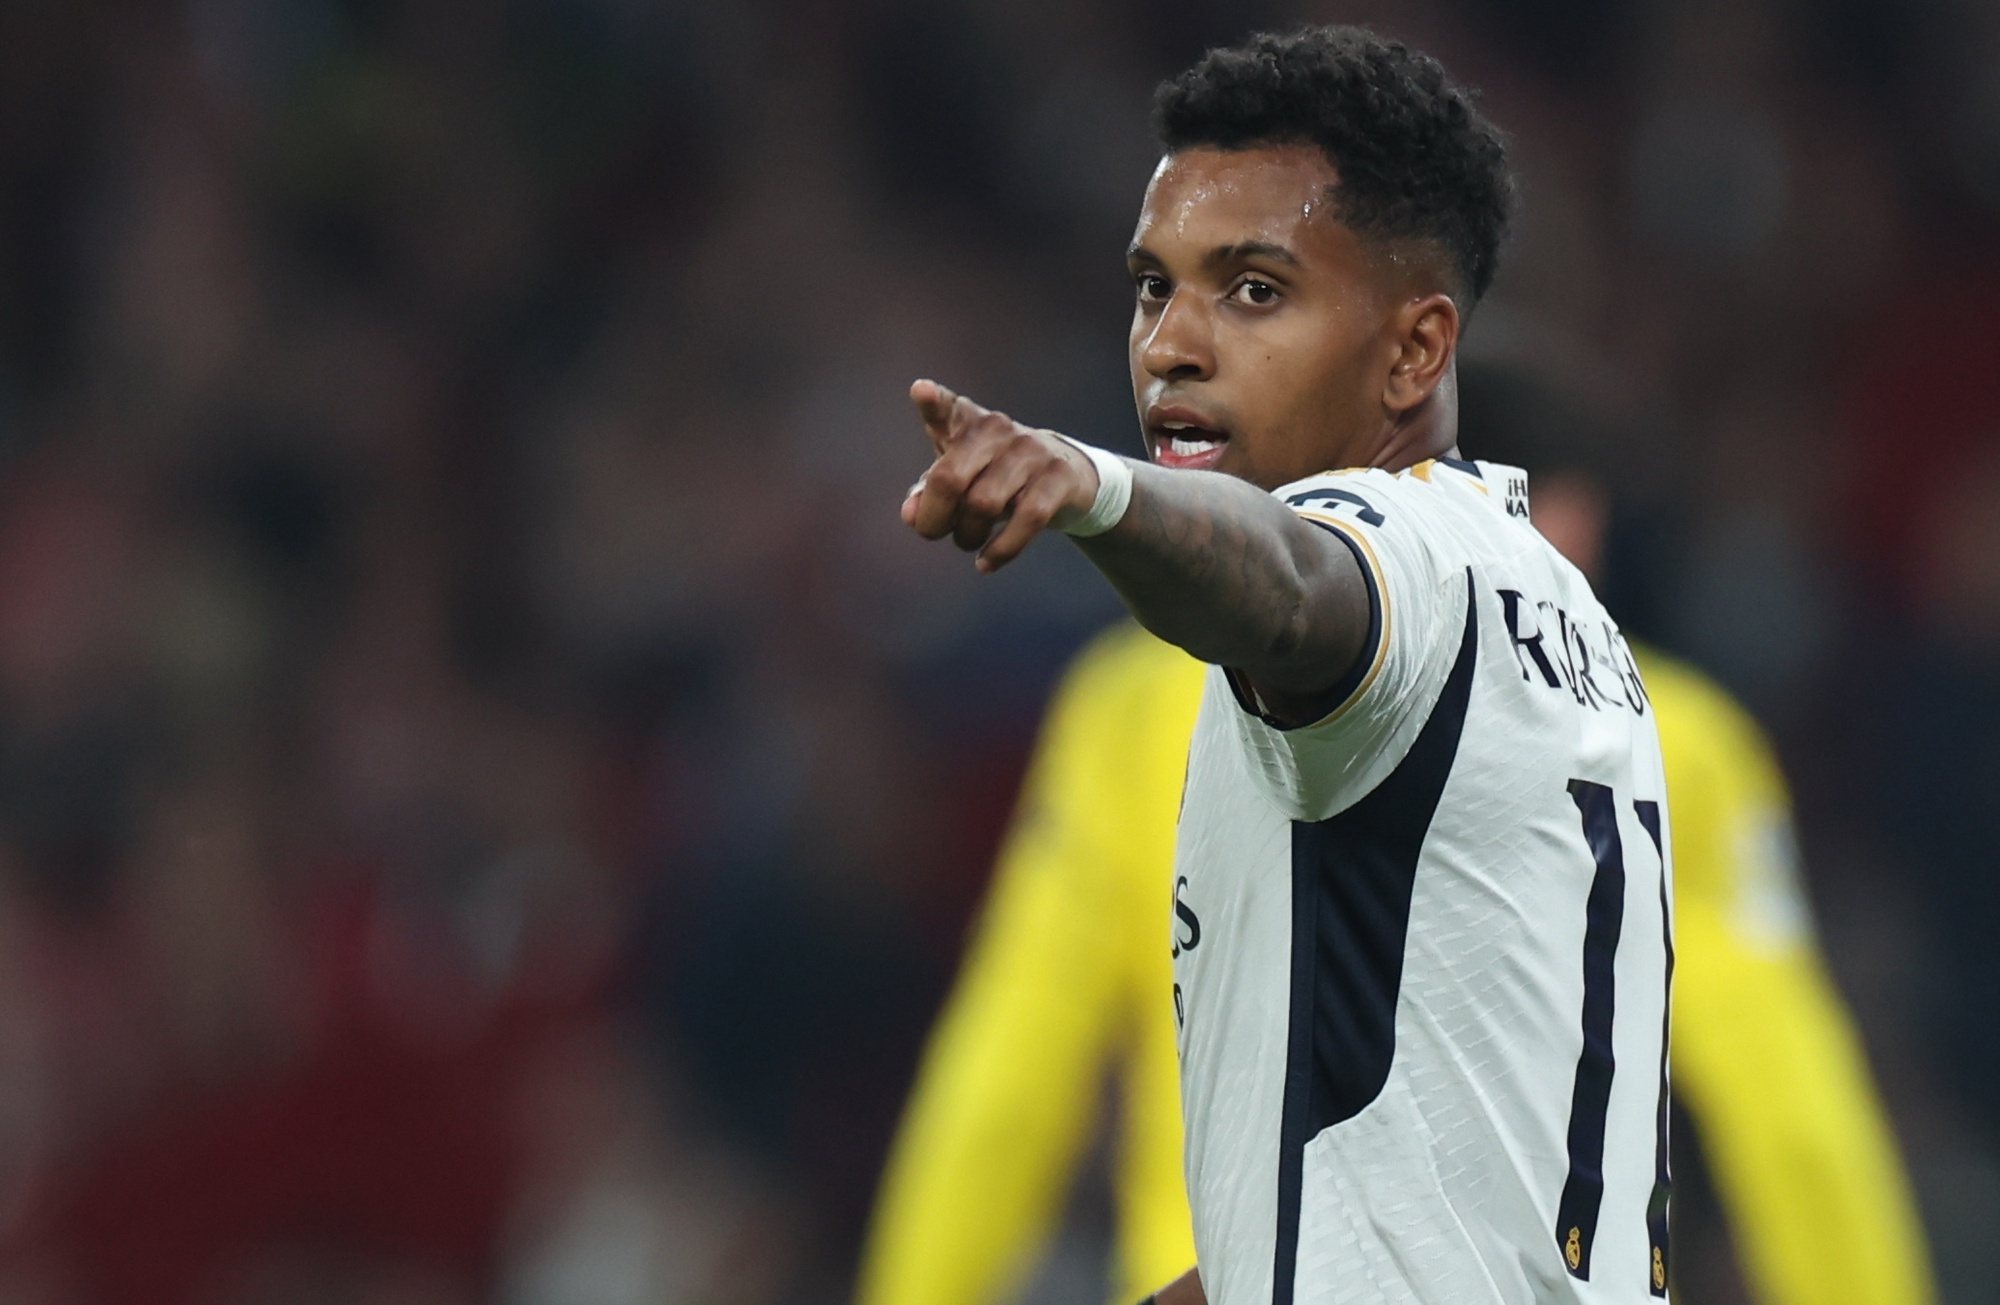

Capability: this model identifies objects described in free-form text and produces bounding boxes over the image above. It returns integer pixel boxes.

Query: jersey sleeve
[1659,674,1938,1305]
[855,633,1163,1305]
[1220,470,1470,822]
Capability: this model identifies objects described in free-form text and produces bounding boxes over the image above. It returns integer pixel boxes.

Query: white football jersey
[1171,459,1674,1305]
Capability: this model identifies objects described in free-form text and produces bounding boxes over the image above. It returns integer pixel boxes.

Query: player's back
[1172,460,1673,1305]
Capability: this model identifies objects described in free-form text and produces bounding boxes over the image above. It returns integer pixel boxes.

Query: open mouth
[1148,419,1230,471]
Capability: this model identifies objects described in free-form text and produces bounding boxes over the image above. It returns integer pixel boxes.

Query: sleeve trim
[1222,510,1391,732]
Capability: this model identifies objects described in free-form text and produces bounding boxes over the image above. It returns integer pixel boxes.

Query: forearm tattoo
[1077,465,1363,681]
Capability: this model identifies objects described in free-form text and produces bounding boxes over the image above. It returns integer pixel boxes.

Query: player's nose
[1138,294,1216,383]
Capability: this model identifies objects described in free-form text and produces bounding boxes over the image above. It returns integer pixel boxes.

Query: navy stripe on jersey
[1557,780,1629,1280]
[1635,800,1673,1296]
[1271,573,1479,1305]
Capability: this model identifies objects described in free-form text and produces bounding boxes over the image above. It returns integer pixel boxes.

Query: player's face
[1127,145,1404,490]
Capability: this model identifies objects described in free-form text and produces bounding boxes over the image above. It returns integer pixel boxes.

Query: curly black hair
[1154,26,1514,305]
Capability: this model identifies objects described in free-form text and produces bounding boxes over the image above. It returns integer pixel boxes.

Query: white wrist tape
[1054,436,1134,537]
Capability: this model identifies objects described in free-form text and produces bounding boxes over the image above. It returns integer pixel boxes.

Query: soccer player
[855,365,1937,1305]
[897,25,1669,1305]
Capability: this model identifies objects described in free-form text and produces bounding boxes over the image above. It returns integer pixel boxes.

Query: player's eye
[1134,272,1171,302]
[1230,278,1280,307]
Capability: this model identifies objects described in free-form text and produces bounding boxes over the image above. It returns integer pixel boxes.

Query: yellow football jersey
[856,625,1934,1305]
[1640,646,1935,1305]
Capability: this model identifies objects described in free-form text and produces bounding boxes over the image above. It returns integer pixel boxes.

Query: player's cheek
[1286,350,1354,465]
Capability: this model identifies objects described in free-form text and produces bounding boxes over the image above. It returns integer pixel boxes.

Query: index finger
[909,378,988,454]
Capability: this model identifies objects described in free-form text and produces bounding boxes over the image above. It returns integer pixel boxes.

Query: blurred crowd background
[0,0,1996,1301]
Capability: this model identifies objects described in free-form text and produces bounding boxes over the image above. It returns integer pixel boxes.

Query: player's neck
[1368,411,1457,473]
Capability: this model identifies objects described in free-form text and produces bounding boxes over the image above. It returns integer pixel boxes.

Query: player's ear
[1383,293,1460,417]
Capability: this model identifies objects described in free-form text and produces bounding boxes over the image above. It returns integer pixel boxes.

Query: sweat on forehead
[1138,145,1331,233]
[1132,146,1452,294]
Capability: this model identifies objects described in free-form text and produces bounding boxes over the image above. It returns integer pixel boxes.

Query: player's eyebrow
[1207,240,1299,269]
[1124,240,1301,269]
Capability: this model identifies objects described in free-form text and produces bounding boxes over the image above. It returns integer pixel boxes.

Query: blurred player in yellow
[857,361,1935,1305]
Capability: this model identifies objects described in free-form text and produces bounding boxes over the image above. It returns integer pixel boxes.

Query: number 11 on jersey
[1560,779,1673,1297]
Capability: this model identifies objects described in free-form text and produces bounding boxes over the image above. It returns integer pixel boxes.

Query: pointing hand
[901,379,1102,573]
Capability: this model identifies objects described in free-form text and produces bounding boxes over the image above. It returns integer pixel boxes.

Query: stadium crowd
[0,0,1995,1300]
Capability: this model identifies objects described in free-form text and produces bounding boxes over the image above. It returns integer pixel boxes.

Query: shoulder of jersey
[1288,458,1511,513]
[1294,458,1491,488]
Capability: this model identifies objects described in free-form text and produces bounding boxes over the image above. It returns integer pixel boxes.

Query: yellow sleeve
[856,628,1174,1305]
[1104,651,1204,1305]
[1649,655,1936,1305]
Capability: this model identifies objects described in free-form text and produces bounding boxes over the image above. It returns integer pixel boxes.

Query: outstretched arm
[900,380,1371,722]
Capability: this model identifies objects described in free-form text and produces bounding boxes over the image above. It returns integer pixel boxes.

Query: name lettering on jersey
[1504,474,1530,519]
[1172,875,1203,1030]
[1172,875,1202,958]
[1283,487,1384,527]
[1497,588,1650,716]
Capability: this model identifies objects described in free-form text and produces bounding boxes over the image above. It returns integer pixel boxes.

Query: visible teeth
[1167,435,1220,455]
